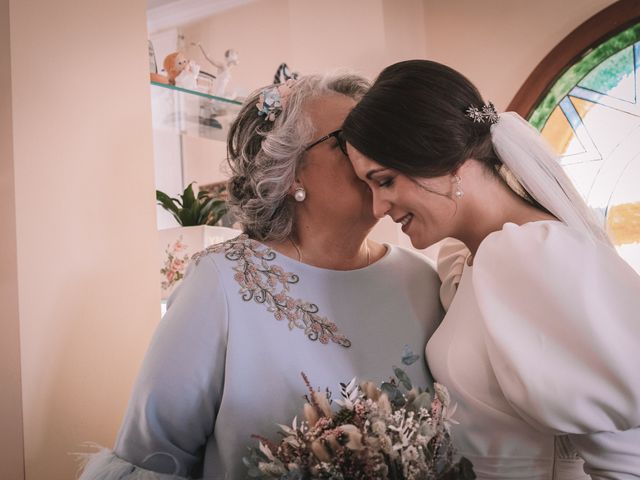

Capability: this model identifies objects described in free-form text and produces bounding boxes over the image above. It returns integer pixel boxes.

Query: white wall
[7,0,159,478]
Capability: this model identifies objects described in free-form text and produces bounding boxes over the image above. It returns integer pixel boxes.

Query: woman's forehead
[306,94,356,127]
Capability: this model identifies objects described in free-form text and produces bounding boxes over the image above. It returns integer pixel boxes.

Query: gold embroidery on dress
[193,234,352,348]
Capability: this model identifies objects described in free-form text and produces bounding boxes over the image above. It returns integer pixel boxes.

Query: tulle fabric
[490,112,612,247]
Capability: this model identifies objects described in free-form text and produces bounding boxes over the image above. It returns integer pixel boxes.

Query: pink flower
[171,259,185,271]
[173,239,187,251]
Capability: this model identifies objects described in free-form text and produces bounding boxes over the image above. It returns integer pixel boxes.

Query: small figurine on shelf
[162,51,201,89]
[163,52,188,85]
[175,60,200,90]
[273,62,299,84]
[192,43,239,99]
[149,40,171,84]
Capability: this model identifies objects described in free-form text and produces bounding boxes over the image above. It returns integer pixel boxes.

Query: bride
[343,59,640,479]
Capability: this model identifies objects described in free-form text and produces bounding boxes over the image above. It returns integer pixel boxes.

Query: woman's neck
[265,218,382,271]
[457,182,557,255]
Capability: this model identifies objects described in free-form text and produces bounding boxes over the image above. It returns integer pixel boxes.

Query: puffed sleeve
[79,254,229,479]
[437,238,470,311]
[472,222,640,477]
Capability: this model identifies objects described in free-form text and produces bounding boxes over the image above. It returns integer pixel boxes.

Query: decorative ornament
[294,187,306,202]
[273,62,299,84]
[255,79,297,122]
[465,102,499,125]
[453,175,464,199]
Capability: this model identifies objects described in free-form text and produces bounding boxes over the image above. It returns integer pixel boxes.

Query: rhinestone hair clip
[465,102,499,125]
[256,79,296,122]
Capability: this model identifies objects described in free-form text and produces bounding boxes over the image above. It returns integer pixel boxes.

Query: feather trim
[75,447,190,480]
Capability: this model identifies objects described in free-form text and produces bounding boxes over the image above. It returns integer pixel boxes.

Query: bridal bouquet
[243,358,475,480]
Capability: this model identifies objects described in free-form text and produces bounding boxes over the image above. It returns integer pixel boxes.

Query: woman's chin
[407,232,434,250]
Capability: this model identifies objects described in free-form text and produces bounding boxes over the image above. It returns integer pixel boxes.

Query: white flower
[371,419,387,435]
[338,424,364,450]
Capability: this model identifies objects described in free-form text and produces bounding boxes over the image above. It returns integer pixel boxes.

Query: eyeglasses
[304,129,348,157]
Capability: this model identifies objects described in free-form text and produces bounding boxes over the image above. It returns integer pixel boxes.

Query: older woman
[78,72,443,480]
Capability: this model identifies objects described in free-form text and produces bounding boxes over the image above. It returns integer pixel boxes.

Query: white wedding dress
[427,221,640,480]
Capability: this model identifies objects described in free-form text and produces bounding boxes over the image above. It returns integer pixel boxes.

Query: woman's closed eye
[377,177,395,188]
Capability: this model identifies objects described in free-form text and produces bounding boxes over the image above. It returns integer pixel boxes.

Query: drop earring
[453,175,464,199]
[294,187,306,202]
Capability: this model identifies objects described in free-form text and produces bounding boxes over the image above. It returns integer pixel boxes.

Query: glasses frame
[304,129,348,156]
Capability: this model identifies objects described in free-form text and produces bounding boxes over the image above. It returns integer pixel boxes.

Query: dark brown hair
[342,60,500,178]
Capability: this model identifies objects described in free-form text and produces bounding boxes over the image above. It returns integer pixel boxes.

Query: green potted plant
[156,182,228,227]
[156,183,240,300]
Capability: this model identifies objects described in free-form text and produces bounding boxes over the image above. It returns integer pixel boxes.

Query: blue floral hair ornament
[256,79,296,122]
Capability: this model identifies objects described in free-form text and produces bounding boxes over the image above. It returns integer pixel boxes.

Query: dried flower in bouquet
[243,355,475,480]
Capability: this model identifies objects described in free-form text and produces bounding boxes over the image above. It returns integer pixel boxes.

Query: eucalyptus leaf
[401,345,420,366]
[410,391,433,411]
[380,382,405,407]
[393,366,412,390]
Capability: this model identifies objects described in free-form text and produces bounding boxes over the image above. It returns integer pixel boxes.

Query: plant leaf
[156,190,180,215]
[206,200,227,226]
[401,345,420,366]
[393,366,412,390]
[380,382,405,407]
[181,182,197,209]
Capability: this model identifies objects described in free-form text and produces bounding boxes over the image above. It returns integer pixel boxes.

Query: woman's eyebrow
[366,168,388,180]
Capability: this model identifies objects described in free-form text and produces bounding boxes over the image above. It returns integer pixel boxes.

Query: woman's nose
[371,190,390,219]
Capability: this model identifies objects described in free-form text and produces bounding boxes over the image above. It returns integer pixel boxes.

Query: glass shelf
[150,81,243,142]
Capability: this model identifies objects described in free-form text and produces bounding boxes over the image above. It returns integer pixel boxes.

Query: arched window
[509,0,640,273]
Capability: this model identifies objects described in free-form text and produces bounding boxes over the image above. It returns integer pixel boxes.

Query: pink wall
[7,0,159,479]
[423,0,618,110]
[0,0,25,478]
[180,0,428,97]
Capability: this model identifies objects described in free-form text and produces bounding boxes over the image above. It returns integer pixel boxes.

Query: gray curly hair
[226,72,370,241]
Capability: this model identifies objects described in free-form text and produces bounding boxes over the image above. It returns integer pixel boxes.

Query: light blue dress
[79,235,443,480]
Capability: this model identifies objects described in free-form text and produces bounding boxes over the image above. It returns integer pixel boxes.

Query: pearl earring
[294,187,306,202]
[453,175,464,199]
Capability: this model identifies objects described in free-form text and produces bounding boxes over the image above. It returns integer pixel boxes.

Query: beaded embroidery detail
[192,234,352,348]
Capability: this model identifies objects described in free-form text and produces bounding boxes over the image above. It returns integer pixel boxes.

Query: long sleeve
[436,238,469,311]
[80,254,229,479]
[472,221,640,478]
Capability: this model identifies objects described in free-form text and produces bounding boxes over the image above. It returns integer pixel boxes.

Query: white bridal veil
[490,112,612,247]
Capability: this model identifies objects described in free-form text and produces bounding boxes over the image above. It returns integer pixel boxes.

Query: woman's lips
[398,213,414,233]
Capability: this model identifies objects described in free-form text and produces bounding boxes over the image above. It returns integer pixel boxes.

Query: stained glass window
[530,23,640,274]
